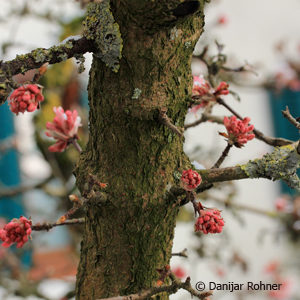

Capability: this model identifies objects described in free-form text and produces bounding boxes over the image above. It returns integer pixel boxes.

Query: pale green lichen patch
[173,171,182,182]
[0,69,13,104]
[170,26,179,40]
[132,88,142,100]
[75,54,86,73]
[241,144,300,190]
[83,0,123,72]
[34,49,47,63]
[184,41,192,48]
[58,53,68,62]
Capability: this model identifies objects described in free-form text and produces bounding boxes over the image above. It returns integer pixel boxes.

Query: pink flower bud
[8,84,44,115]
[45,106,82,152]
[0,216,32,248]
[217,15,228,25]
[181,169,202,191]
[192,76,211,97]
[195,209,224,234]
[223,116,255,147]
[275,197,288,212]
[214,81,229,96]
[268,279,292,300]
[172,266,186,279]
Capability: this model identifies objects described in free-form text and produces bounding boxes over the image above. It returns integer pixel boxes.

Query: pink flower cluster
[191,76,211,112]
[264,261,292,300]
[172,266,186,279]
[181,169,202,191]
[0,216,32,248]
[46,106,82,152]
[192,76,210,96]
[223,115,255,147]
[268,280,291,300]
[191,77,230,112]
[275,197,288,212]
[195,208,224,234]
[8,84,44,115]
[217,14,228,25]
[214,81,229,96]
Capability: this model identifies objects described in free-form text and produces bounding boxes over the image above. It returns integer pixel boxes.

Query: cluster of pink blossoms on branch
[181,170,225,234]
[195,208,224,234]
[46,106,82,152]
[214,81,229,96]
[192,76,211,97]
[191,76,230,112]
[222,115,255,147]
[192,76,229,98]
[8,84,44,115]
[0,216,32,248]
[181,169,202,191]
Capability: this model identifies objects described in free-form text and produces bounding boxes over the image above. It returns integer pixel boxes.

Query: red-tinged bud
[223,116,255,147]
[45,106,82,152]
[8,84,44,115]
[217,15,228,25]
[214,81,229,96]
[181,169,202,191]
[0,216,32,248]
[195,209,224,234]
[172,266,186,279]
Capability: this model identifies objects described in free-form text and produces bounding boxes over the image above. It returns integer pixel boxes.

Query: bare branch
[184,112,223,129]
[171,248,188,258]
[220,62,258,76]
[0,176,53,198]
[170,141,300,200]
[209,195,279,218]
[0,37,95,104]
[1,37,94,77]
[96,276,212,300]
[159,109,183,137]
[282,106,300,130]
[71,139,83,153]
[31,217,85,231]
[212,142,232,168]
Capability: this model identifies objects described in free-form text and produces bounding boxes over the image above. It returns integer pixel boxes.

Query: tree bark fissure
[75,1,205,299]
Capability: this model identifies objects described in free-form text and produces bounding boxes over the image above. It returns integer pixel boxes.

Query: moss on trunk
[75,1,205,299]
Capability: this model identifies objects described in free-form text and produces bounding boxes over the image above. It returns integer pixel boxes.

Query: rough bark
[75,1,205,299]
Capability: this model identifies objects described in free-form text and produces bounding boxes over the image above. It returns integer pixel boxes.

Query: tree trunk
[75,1,205,299]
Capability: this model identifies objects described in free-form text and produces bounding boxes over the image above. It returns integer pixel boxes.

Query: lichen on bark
[75,1,205,299]
[83,0,123,72]
[241,144,300,190]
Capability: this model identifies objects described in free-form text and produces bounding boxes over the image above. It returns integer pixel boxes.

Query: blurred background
[0,0,299,299]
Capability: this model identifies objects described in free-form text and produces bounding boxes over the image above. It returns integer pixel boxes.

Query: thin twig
[159,109,183,137]
[209,195,279,218]
[282,106,300,130]
[184,113,223,129]
[31,218,85,231]
[0,176,53,198]
[171,248,188,258]
[96,276,212,300]
[56,194,85,224]
[212,142,232,168]
[220,63,258,76]
[71,139,82,153]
